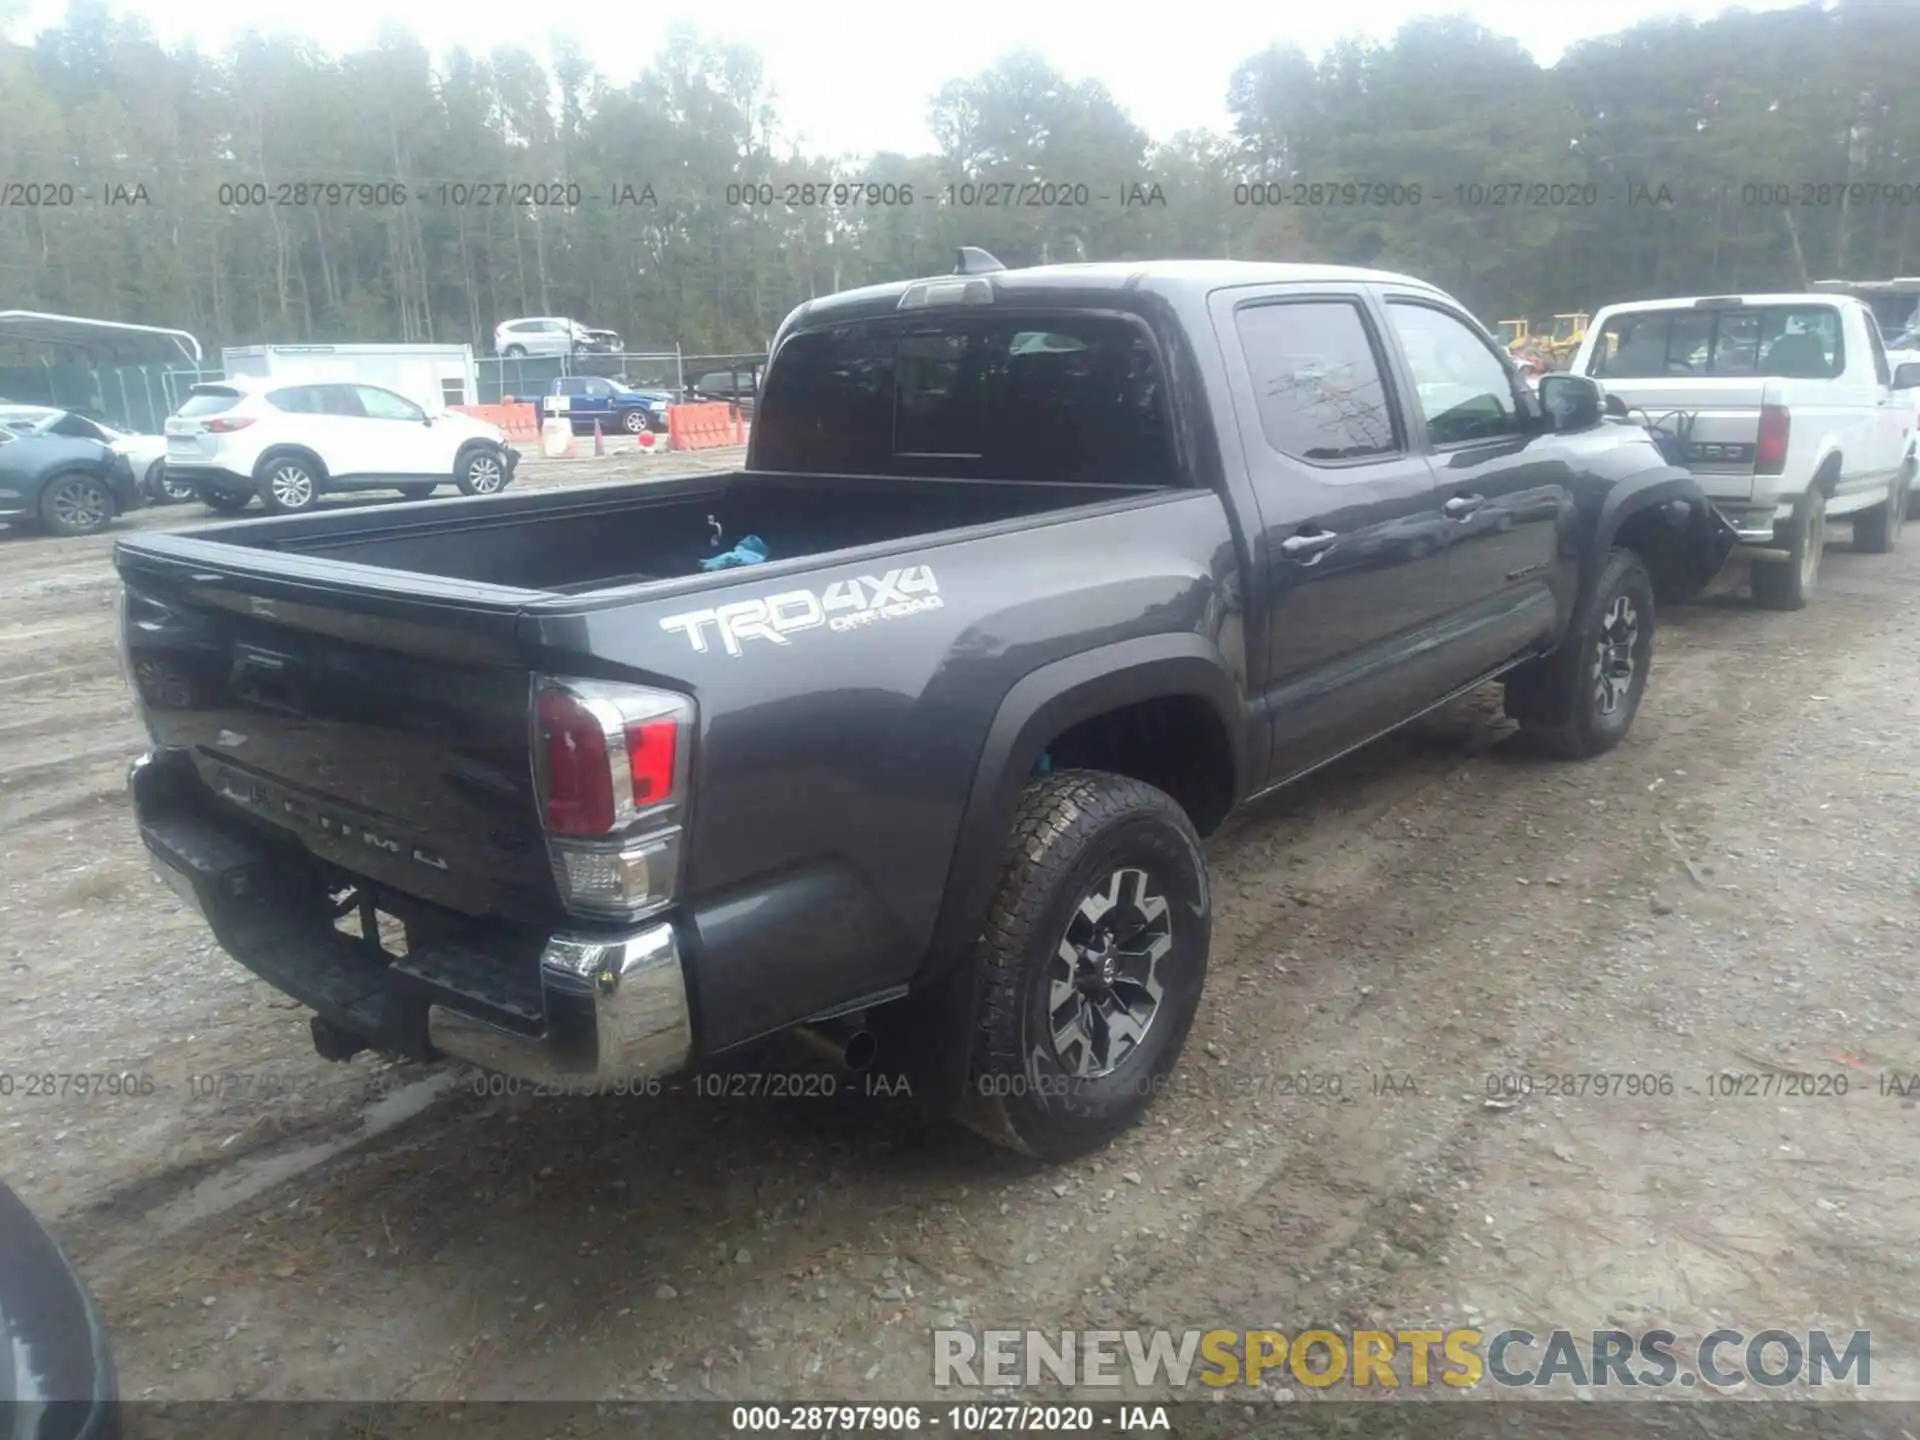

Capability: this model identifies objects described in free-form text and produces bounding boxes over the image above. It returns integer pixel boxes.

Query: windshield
[1589,305,1845,380]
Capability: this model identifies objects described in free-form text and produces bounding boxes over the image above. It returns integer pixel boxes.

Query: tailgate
[1591,378,1768,497]
[118,544,561,926]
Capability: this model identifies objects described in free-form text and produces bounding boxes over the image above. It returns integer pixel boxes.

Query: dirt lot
[4,456,1919,1422]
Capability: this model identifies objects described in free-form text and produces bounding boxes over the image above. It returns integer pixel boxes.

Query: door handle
[1280,530,1338,559]
[1444,494,1485,518]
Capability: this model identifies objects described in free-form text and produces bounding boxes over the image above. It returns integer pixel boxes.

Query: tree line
[2,0,1917,356]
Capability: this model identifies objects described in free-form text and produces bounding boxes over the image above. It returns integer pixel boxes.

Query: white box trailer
[219,343,479,410]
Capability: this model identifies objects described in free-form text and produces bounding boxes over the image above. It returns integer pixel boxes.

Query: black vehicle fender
[1581,462,1732,610]
[920,631,1246,984]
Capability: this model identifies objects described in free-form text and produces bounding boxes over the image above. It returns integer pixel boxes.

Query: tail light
[532,677,694,922]
[204,416,255,434]
[1755,405,1790,474]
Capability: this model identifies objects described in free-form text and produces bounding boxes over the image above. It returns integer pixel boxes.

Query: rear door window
[1231,299,1401,460]
[753,314,1177,484]
[267,386,317,413]
[316,385,368,418]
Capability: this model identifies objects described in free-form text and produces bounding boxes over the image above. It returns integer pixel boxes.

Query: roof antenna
[954,247,1006,276]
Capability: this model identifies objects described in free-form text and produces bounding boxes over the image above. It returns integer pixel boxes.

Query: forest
[2,0,1918,354]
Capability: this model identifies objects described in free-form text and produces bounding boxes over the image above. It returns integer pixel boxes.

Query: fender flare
[919,631,1247,982]
[252,444,329,484]
[1587,463,1730,597]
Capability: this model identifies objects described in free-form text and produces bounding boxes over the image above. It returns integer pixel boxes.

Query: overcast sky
[15,0,1811,157]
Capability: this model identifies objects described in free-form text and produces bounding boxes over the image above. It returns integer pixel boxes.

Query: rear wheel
[1854,463,1910,554]
[456,447,509,496]
[1504,548,1656,761]
[38,472,115,537]
[157,462,197,504]
[257,455,322,514]
[502,345,527,359]
[957,770,1210,1161]
[1751,485,1825,610]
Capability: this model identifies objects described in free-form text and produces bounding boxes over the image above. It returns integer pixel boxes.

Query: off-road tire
[957,770,1211,1162]
[1751,485,1826,610]
[1855,464,1910,555]
[1503,548,1656,761]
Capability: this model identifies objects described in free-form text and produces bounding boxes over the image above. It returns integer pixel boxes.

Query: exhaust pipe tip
[842,1029,877,1073]
[791,1021,878,1072]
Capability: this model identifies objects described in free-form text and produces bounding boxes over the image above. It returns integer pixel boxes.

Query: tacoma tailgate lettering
[660,566,943,656]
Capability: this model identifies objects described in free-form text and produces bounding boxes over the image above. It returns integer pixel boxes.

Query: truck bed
[169,469,1159,596]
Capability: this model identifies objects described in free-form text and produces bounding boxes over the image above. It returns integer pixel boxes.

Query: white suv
[493,317,622,358]
[163,379,519,515]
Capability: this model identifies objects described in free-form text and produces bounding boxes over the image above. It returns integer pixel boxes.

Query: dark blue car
[546,376,671,435]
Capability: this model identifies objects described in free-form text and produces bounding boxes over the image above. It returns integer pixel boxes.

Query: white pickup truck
[1572,293,1916,608]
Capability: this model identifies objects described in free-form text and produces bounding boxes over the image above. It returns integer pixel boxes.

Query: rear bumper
[128,750,694,1087]
[109,454,145,514]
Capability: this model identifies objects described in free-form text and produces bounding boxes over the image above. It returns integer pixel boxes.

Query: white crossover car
[163,379,520,514]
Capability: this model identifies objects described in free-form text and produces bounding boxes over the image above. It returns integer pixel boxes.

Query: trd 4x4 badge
[659,566,943,657]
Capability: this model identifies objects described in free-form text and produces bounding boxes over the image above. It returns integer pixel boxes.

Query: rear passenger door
[1379,293,1568,678]
[1208,285,1455,784]
[310,384,378,477]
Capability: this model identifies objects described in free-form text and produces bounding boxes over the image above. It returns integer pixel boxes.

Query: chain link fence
[0,346,766,432]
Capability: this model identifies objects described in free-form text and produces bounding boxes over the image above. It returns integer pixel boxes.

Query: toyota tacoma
[116,253,1736,1160]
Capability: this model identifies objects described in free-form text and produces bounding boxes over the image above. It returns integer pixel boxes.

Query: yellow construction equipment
[1543,312,1589,367]
[1495,318,1532,351]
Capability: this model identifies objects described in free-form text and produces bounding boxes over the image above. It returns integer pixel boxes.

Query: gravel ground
[3,464,1917,1422]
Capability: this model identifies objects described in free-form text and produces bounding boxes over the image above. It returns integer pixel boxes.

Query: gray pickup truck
[116,252,1735,1161]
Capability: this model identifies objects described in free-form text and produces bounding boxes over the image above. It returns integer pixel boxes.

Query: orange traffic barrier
[667,401,744,452]
[452,402,540,440]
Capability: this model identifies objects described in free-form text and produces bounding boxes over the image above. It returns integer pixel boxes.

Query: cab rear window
[753,313,1176,484]
[1590,306,1845,380]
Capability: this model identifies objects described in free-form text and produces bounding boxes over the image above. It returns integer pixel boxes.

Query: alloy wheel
[466,454,505,493]
[1592,592,1640,717]
[1046,867,1173,1080]
[48,476,110,533]
[269,464,315,509]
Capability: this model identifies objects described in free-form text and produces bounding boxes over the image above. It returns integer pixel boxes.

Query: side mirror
[1604,392,1630,418]
[1892,363,1920,391]
[1536,373,1605,433]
